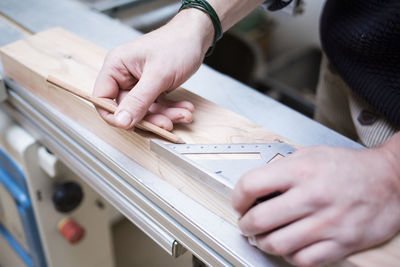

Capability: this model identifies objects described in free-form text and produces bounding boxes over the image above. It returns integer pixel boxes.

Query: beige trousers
[314,56,399,148]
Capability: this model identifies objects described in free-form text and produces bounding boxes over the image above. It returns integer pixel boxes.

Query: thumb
[114,69,167,129]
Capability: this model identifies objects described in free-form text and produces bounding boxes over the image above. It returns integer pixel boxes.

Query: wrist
[170,8,214,56]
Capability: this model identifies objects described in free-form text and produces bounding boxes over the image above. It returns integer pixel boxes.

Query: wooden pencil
[47,75,185,144]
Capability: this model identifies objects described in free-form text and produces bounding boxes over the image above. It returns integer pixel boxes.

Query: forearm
[169,0,265,55]
[207,0,266,32]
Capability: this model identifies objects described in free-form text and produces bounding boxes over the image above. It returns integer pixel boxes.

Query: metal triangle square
[150,140,296,199]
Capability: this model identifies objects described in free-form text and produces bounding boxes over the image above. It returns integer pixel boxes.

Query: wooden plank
[1,27,398,266]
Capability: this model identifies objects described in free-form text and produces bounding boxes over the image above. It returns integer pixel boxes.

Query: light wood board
[1,27,398,266]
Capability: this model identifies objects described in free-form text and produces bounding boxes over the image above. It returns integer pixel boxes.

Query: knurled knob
[52,181,84,213]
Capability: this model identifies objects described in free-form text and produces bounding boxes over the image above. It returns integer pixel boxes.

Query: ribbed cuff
[260,0,294,11]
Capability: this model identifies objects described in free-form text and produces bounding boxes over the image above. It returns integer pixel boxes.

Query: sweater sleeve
[260,0,293,11]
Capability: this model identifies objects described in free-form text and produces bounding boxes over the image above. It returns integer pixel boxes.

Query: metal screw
[95,199,105,209]
[36,190,42,202]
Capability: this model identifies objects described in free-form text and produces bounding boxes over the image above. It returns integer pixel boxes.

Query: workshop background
[0,0,326,267]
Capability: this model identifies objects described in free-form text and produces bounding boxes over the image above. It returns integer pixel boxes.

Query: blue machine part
[0,148,47,267]
[0,222,33,267]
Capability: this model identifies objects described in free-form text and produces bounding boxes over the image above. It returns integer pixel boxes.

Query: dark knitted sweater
[320,0,400,126]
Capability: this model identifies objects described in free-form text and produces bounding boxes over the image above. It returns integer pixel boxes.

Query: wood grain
[1,27,398,266]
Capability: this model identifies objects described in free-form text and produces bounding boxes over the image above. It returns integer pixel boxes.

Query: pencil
[47,75,185,144]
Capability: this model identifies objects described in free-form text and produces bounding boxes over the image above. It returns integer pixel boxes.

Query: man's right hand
[93,9,214,130]
[92,0,265,131]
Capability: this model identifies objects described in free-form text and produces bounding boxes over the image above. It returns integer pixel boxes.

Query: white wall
[267,0,325,58]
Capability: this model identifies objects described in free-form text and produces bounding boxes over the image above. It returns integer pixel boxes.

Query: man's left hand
[232,145,400,266]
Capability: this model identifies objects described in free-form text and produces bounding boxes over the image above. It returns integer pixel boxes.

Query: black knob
[52,181,83,213]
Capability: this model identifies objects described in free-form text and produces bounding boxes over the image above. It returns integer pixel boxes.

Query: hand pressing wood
[47,75,185,144]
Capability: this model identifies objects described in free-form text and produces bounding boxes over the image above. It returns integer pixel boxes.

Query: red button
[58,218,85,244]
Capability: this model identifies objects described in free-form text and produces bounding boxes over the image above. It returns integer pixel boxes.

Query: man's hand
[93,9,214,130]
[92,0,266,130]
[232,134,400,266]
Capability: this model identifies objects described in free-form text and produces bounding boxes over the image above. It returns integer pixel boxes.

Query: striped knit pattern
[349,92,400,147]
[320,0,400,127]
[315,55,399,148]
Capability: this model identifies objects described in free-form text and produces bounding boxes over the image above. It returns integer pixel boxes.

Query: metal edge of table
[0,85,227,266]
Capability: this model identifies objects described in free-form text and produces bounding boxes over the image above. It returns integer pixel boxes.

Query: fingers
[238,187,314,236]
[93,70,119,99]
[94,64,195,130]
[143,101,194,130]
[114,68,166,129]
[232,159,295,215]
[157,94,195,113]
[94,98,119,125]
[143,114,173,131]
[249,215,326,256]
[93,54,138,125]
[285,240,347,267]
[148,103,193,123]
[92,68,120,124]
[93,56,138,99]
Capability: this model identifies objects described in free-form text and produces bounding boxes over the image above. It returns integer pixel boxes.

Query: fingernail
[115,110,132,127]
[248,236,257,246]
